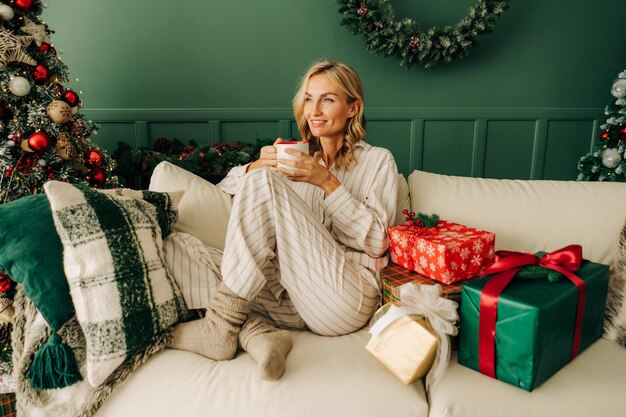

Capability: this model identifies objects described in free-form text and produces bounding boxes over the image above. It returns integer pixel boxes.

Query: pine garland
[113,138,272,177]
[335,0,511,69]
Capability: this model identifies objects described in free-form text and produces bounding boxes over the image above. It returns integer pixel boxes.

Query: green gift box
[458,249,609,392]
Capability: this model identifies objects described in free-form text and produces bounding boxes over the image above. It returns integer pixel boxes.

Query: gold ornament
[20,139,33,152]
[55,132,77,160]
[47,100,72,124]
[20,17,50,47]
[0,27,35,71]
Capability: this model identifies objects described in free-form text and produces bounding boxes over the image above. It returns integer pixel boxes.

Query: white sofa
[93,165,626,417]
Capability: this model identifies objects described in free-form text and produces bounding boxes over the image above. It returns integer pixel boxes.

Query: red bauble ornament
[88,168,107,187]
[27,132,51,152]
[50,82,64,97]
[84,149,104,168]
[62,90,80,107]
[599,131,610,140]
[39,42,56,54]
[0,273,13,293]
[14,0,35,11]
[32,65,50,85]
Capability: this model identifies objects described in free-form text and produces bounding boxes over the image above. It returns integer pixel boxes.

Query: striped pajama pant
[216,168,380,336]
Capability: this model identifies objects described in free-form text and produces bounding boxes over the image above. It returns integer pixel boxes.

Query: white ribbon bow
[369,282,458,392]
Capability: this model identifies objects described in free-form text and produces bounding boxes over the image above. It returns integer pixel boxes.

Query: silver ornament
[602,148,622,168]
[611,79,626,98]
[0,4,14,20]
[8,76,31,96]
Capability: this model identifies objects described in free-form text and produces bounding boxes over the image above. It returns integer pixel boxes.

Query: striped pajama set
[212,141,398,336]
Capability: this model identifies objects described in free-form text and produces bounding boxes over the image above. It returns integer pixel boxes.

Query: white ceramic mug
[276,141,309,171]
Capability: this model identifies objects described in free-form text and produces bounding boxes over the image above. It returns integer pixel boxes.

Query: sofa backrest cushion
[394,174,411,226]
[408,170,626,266]
[149,161,232,251]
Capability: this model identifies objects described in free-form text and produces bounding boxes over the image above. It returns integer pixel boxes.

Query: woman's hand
[279,149,340,195]
[247,138,283,172]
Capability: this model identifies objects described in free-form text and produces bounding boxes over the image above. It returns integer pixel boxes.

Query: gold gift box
[365,304,438,385]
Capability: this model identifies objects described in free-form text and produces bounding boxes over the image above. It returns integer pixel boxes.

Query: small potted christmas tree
[578,69,626,182]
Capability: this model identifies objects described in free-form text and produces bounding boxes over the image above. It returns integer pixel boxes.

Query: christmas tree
[0,0,117,204]
[578,69,626,182]
[0,0,118,367]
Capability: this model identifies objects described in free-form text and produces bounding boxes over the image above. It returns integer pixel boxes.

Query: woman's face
[304,73,357,142]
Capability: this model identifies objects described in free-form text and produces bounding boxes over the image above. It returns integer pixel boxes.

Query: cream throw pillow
[149,161,232,251]
[394,173,411,226]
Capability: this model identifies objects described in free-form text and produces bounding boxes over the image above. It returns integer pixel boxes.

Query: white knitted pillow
[44,181,188,387]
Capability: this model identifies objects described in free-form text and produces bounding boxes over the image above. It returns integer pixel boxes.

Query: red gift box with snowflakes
[389,220,496,285]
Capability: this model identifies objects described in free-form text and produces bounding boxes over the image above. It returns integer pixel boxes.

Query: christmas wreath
[336,0,511,68]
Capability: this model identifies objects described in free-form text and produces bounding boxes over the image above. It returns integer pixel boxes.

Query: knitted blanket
[11,286,169,417]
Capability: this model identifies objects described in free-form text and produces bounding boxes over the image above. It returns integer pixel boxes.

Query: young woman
[170,60,398,381]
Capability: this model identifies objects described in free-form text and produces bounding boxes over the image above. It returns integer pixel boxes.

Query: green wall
[43,0,626,179]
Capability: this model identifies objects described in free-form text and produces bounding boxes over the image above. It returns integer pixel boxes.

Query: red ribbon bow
[477,244,586,379]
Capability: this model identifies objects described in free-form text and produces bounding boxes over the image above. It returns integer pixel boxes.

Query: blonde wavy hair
[292,60,366,170]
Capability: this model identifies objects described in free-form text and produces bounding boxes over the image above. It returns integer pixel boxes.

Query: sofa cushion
[408,170,626,265]
[605,218,626,346]
[44,182,188,387]
[429,339,626,417]
[149,161,233,251]
[93,329,429,417]
[394,173,411,226]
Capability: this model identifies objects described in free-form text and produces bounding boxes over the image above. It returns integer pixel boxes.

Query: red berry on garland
[357,5,368,16]
[599,130,609,140]
[409,36,419,49]
[14,0,35,11]
[32,64,50,85]
[27,132,51,152]
[62,90,80,107]
[84,149,104,168]
[88,168,107,186]
[402,208,408,214]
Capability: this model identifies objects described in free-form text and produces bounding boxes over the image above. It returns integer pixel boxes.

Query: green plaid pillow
[43,181,188,387]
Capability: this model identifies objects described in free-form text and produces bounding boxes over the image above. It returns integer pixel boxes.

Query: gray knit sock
[239,316,293,380]
[170,282,249,360]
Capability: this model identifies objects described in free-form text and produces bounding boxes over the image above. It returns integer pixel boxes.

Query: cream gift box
[366,304,438,384]
[365,283,458,390]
